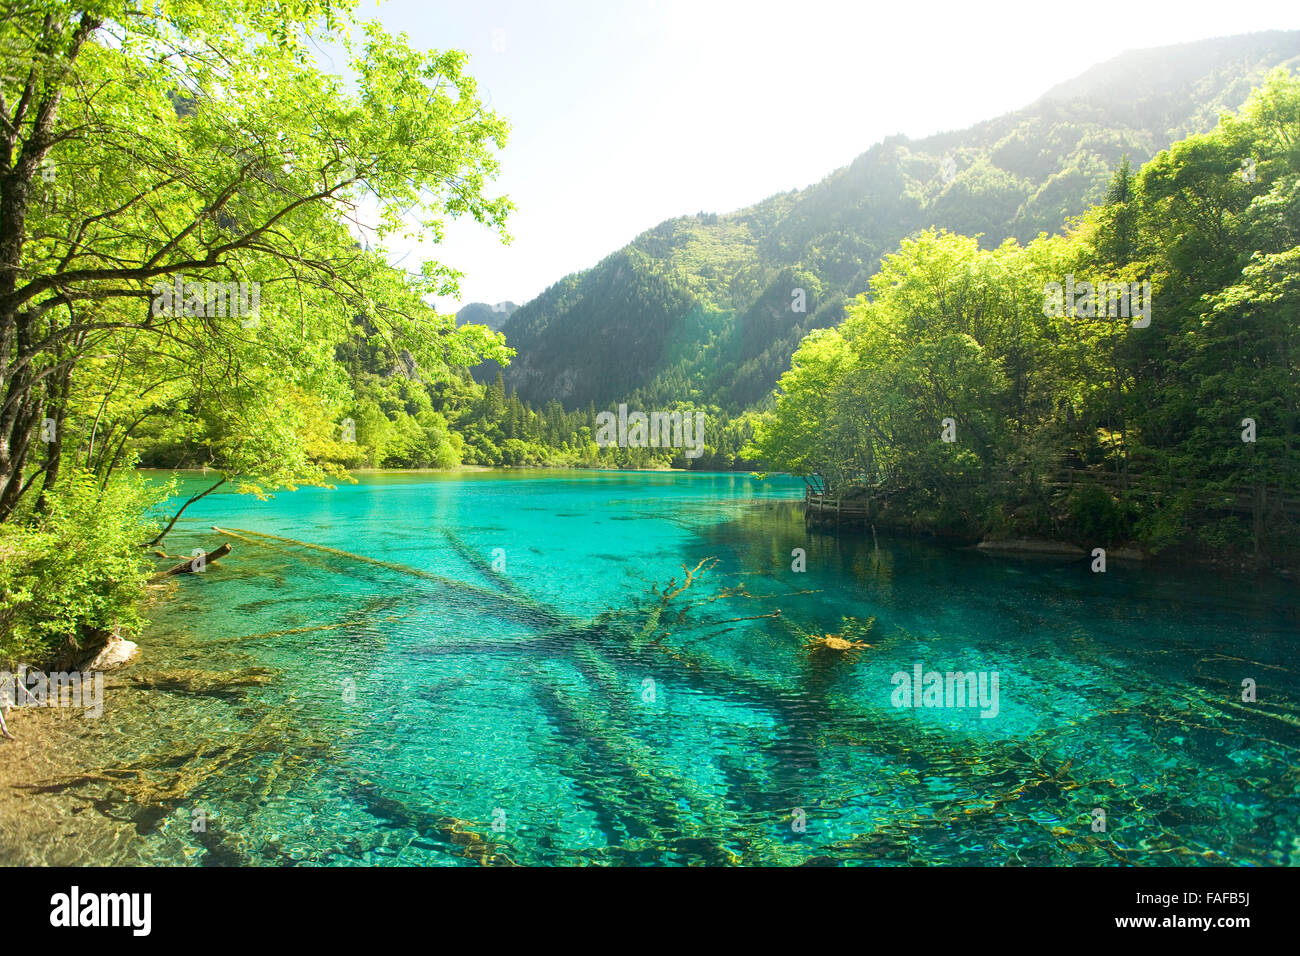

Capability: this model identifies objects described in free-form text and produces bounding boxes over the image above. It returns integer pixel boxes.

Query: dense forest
[750,72,1300,567]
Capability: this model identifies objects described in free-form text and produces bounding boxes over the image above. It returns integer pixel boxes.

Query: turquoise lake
[69,470,1300,865]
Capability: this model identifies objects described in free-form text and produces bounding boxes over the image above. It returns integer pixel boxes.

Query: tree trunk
[0,13,101,524]
[152,541,232,581]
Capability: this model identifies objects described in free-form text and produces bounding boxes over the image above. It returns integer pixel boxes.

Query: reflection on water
[12,470,1300,865]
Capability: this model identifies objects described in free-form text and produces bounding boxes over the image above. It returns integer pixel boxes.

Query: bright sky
[343,0,1300,313]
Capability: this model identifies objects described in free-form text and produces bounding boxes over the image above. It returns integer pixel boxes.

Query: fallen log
[152,542,231,580]
[213,525,577,630]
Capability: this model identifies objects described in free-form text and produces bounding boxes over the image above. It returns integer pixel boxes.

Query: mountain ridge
[456,300,519,330]
[482,31,1300,412]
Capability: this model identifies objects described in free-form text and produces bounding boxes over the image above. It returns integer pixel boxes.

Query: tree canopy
[750,70,1300,562]
[1,0,514,520]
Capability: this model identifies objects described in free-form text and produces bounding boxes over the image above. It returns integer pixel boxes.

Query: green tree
[1,1,514,522]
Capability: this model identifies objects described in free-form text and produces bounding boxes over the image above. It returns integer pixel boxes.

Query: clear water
[41,471,1300,865]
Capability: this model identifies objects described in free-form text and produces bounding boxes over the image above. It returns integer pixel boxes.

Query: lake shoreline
[804,505,1300,580]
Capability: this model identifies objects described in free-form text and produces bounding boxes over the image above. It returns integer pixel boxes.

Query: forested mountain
[486,31,1300,413]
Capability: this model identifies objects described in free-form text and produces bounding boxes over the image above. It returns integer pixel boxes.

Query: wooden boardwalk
[803,489,875,527]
